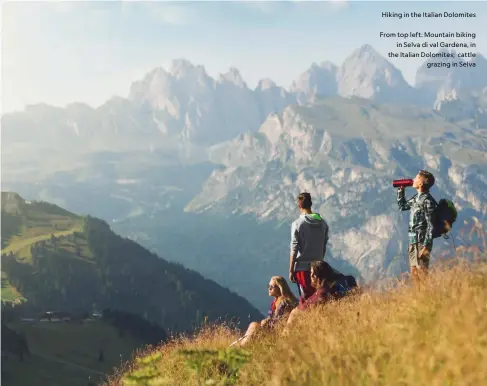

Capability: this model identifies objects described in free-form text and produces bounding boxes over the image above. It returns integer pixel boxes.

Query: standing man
[289,192,329,302]
[397,170,437,284]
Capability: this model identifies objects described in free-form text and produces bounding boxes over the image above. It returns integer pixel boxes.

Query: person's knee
[287,308,301,324]
[247,321,260,331]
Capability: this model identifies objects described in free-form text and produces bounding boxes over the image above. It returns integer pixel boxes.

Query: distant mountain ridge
[1,192,262,331]
[185,97,486,283]
[2,44,486,312]
[3,44,486,154]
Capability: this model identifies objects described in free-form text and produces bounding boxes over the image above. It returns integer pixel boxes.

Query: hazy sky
[2,1,487,113]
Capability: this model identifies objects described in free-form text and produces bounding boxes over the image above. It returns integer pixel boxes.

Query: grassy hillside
[1,192,262,333]
[1,192,83,304]
[111,260,487,386]
[1,272,27,303]
[1,319,150,386]
[1,191,82,253]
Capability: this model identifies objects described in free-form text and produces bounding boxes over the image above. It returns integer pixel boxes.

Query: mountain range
[1,192,262,329]
[3,45,486,154]
[2,44,486,312]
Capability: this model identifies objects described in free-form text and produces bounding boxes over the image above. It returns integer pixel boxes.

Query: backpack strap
[417,192,437,209]
[429,193,438,206]
[419,193,442,239]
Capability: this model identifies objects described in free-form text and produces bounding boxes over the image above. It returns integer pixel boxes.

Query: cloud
[241,0,349,14]
[141,3,201,26]
[293,0,350,11]
[241,2,281,14]
[125,1,350,28]
[327,0,350,9]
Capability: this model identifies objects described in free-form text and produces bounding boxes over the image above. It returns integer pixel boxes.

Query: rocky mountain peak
[128,67,169,101]
[291,60,338,102]
[415,49,462,92]
[336,44,414,103]
[351,44,384,61]
[256,78,277,91]
[219,67,246,87]
[169,59,208,80]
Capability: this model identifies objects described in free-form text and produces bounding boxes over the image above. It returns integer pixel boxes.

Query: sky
[2,0,487,113]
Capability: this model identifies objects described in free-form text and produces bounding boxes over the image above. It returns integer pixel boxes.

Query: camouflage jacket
[397,190,436,245]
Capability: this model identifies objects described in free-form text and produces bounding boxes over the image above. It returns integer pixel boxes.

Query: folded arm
[265,301,293,328]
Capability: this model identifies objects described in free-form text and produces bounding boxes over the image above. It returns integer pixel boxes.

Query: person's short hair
[297,192,312,209]
[418,170,435,190]
[310,261,339,283]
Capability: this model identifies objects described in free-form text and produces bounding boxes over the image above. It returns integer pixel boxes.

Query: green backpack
[420,194,458,238]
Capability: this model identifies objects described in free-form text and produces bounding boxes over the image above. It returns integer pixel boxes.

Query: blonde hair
[271,276,298,306]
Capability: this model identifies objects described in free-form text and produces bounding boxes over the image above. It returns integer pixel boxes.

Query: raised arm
[397,188,413,211]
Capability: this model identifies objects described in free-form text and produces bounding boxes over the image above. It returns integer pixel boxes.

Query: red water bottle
[392,178,414,188]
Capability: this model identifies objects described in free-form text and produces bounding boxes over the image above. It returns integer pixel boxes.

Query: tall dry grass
[109,259,487,386]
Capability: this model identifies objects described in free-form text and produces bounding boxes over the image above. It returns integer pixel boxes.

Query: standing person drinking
[397,170,437,284]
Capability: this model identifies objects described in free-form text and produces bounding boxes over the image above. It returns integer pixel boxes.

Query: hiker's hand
[289,270,296,283]
[419,246,428,258]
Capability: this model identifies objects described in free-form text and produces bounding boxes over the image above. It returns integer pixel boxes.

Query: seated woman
[286,260,352,326]
[235,276,298,346]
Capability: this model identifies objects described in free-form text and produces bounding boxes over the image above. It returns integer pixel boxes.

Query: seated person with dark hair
[286,261,356,326]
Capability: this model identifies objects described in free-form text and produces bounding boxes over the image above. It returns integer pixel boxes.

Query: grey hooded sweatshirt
[290,213,329,272]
